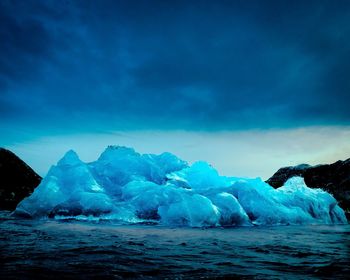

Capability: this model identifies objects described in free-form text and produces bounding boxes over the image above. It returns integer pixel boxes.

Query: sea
[0,211,349,279]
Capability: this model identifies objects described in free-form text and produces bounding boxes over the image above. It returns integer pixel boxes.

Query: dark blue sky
[1,0,350,178]
[1,0,350,137]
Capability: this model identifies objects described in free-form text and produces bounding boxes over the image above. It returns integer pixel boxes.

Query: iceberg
[14,146,347,226]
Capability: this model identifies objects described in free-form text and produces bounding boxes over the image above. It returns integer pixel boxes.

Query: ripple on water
[0,211,349,279]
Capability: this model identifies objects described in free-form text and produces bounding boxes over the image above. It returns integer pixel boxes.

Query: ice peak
[98,145,138,160]
[106,145,131,150]
[283,176,306,187]
[57,149,81,166]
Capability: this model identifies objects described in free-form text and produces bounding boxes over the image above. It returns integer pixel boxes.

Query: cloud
[1,0,350,136]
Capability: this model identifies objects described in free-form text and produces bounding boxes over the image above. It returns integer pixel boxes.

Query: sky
[1,0,350,179]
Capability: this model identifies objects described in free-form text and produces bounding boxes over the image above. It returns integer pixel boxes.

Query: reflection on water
[0,211,349,279]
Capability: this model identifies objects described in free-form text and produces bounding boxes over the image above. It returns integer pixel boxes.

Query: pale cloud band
[6,126,350,180]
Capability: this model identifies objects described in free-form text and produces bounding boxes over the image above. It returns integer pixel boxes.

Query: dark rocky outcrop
[0,148,42,210]
[267,158,350,214]
[266,164,311,189]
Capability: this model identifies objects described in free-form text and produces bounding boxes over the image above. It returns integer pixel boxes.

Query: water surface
[0,211,349,279]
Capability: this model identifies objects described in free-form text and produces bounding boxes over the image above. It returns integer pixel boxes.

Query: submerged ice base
[15,146,347,226]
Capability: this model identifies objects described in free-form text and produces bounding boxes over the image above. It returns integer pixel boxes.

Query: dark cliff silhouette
[267,158,350,214]
[0,148,42,210]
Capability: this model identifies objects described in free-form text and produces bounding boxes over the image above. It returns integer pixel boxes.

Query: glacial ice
[15,146,347,226]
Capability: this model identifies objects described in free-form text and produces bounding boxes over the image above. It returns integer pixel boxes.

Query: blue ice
[15,146,347,226]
